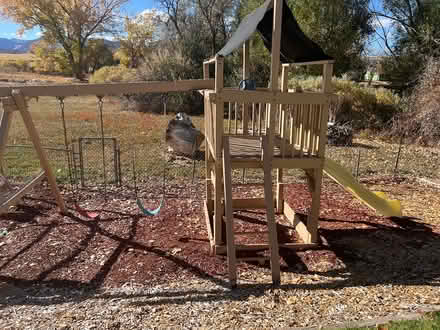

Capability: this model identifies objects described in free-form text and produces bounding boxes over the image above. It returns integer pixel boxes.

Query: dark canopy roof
[217,0,333,63]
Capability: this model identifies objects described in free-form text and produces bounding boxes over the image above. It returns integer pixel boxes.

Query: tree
[240,0,373,76]
[157,0,239,56]
[195,0,238,56]
[0,0,128,79]
[289,0,373,75]
[116,11,157,68]
[30,39,59,73]
[84,39,115,73]
[371,0,440,85]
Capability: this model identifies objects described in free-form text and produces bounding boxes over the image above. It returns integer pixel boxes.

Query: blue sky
[1,0,389,54]
[0,0,157,40]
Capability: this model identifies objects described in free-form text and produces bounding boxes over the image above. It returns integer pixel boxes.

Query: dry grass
[0,72,74,83]
[4,95,205,181]
[0,53,36,62]
[0,53,76,83]
[1,88,438,184]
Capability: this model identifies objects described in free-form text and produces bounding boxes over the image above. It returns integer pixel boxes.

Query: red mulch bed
[1,178,439,289]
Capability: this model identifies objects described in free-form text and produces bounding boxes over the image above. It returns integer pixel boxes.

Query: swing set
[0,79,214,217]
[58,94,170,218]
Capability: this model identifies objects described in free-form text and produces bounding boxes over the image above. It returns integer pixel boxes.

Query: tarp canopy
[217,0,333,63]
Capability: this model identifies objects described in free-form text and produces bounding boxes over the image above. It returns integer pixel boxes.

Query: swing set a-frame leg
[0,90,66,214]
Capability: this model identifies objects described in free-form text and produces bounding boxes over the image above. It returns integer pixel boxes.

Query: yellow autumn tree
[116,11,158,68]
[0,0,128,79]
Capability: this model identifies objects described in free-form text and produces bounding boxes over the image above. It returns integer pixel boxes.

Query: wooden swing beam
[0,79,214,98]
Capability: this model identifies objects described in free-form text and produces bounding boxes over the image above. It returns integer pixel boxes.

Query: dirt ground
[1,176,439,291]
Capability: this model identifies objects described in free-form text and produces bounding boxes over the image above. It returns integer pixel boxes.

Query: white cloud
[15,31,28,39]
[0,32,17,38]
[138,9,166,17]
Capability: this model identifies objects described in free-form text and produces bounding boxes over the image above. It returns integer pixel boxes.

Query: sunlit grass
[4,95,205,183]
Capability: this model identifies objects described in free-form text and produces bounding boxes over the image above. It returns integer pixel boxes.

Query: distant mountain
[0,38,39,53]
[101,39,120,50]
[0,37,120,54]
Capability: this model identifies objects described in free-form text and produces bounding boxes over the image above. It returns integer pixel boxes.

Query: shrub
[89,65,137,83]
[0,59,31,73]
[127,48,204,115]
[15,59,32,72]
[289,76,400,131]
[391,58,440,146]
[0,60,18,73]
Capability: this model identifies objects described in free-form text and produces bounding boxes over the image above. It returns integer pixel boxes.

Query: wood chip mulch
[1,177,440,329]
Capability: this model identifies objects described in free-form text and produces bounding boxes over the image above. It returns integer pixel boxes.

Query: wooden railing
[204,90,330,159]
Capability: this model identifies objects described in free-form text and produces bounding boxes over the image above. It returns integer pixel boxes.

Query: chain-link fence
[3,134,439,195]
[2,109,439,204]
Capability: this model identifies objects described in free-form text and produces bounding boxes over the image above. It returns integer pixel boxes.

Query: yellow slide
[323,158,402,217]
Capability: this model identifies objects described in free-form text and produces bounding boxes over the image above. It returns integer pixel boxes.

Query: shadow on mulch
[0,182,439,307]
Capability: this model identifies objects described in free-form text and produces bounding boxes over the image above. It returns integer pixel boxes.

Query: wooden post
[267,0,283,154]
[319,63,333,157]
[322,63,334,94]
[11,90,66,213]
[243,40,250,80]
[242,41,250,136]
[0,104,13,174]
[307,63,333,243]
[214,56,225,247]
[223,137,237,288]
[276,65,289,213]
[262,136,281,285]
[203,63,210,80]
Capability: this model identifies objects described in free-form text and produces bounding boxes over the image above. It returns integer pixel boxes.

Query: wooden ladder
[222,136,280,288]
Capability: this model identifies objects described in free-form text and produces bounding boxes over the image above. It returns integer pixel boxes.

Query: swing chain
[56,96,74,187]
[97,95,107,201]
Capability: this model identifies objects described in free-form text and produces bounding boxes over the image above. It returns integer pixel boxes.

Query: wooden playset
[201,0,334,286]
[0,0,342,288]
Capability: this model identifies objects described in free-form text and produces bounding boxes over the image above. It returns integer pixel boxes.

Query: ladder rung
[234,231,269,236]
[231,183,265,187]
[237,256,269,262]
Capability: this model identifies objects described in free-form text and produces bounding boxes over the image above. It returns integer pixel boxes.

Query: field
[1,83,440,328]
[0,53,36,64]
[0,53,76,84]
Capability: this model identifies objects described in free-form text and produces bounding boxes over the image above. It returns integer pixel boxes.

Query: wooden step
[236,256,269,264]
[215,242,318,254]
[234,231,269,236]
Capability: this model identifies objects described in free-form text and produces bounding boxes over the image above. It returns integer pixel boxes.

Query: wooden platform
[227,136,322,169]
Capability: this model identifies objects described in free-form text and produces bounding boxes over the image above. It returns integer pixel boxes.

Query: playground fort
[0,0,401,287]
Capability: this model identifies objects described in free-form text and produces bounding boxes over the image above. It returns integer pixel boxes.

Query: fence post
[78,137,85,187]
[117,145,122,187]
[112,138,118,185]
[394,133,404,176]
[356,149,361,178]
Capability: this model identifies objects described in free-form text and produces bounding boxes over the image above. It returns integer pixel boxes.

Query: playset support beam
[0,90,66,214]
